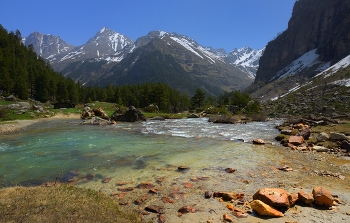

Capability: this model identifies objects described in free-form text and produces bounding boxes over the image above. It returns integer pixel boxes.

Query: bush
[0,106,10,120]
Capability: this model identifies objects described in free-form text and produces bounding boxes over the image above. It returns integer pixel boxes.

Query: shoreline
[0,113,81,134]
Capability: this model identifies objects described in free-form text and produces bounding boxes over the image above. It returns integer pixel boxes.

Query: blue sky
[1,0,295,52]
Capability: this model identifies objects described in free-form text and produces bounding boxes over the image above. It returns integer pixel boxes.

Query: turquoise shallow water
[0,118,282,187]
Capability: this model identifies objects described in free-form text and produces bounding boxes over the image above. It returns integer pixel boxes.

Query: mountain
[23,28,263,96]
[25,27,135,71]
[226,47,264,78]
[250,0,350,101]
[61,31,253,96]
[23,32,74,59]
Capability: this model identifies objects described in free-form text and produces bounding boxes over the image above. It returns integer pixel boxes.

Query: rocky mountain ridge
[254,0,350,85]
[23,28,263,96]
[23,28,263,79]
[249,0,350,102]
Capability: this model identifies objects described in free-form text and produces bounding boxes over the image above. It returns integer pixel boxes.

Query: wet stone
[145,205,164,213]
[102,178,111,183]
[137,182,155,189]
[205,191,212,199]
[178,205,196,214]
[225,168,236,173]
[178,166,189,171]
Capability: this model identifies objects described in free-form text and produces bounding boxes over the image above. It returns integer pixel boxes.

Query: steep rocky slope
[254,0,350,84]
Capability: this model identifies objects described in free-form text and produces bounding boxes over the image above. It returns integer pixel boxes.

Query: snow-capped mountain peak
[23,32,74,59]
[226,47,265,78]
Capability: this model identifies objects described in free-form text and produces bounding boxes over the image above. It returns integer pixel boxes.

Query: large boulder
[329,132,348,141]
[92,108,109,120]
[17,102,31,109]
[111,106,146,122]
[5,95,16,102]
[253,188,290,207]
[312,187,334,207]
[340,141,350,152]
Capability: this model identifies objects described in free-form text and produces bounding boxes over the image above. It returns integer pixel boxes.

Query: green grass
[0,184,147,223]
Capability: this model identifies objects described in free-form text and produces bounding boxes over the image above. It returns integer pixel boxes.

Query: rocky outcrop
[110,106,146,122]
[81,107,109,120]
[255,0,350,84]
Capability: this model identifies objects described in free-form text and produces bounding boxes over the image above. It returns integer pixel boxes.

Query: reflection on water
[0,118,349,195]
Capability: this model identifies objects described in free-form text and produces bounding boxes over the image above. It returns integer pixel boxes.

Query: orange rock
[289,136,304,145]
[213,192,237,201]
[312,187,334,207]
[226,203,235,211]
[183,182,193,188]
[253,188,290,207]
[161,197,174,203]
[223,213,233,222]
[298,190,314,205]
[288,193,299,206]
[234,210,248,218]
[251,200,284,217]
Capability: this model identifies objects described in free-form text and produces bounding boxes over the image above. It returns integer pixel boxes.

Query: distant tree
[231,90,251,111]
[191,88,206,108]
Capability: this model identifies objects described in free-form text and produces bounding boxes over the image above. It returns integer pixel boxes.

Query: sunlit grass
[0,184,147,223]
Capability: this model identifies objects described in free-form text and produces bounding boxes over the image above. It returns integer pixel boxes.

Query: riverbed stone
[340,141,350,152]
[312,187,334,207]
[317,132,330,142]
[253,138,266,145]
[253,188,290,207]
[145,205,164,213]
[223,213,233,222]
[251,200,284,217]
[289,136,304,145]
[213,192,237,201]
[288,193,299,206]
[329,132,348,141]
[298,128,311,140]
[298,190,314,205]
[178,205,196,214]
[312,146,329,152]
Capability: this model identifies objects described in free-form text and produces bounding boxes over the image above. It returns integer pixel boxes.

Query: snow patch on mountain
[270,49,331,81]
[315,54,350,78]
[170,36,204,59]
[226,47,264,78]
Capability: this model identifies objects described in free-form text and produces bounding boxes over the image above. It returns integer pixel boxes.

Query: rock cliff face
[255,0,350,83]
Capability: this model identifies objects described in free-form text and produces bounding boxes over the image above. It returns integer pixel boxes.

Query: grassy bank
[0,184,146,223]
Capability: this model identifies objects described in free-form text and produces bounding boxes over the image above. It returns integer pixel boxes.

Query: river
[1,117,349,222]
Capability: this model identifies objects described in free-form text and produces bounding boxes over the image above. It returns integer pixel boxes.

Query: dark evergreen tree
[191,88,206,108]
